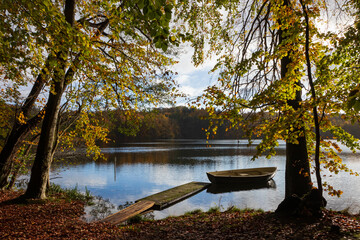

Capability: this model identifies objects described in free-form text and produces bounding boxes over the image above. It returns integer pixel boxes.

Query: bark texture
[24,82,65,198]
[280,0,312,198]
[0,111,44,189]
[23,0,76,199]
[0,54,52,189]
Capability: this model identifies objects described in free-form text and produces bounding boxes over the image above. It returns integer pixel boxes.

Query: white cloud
[171,43,219,100]
[172,49,218,100]
[51,168,108,189]
[179,85,203,98]
[173,45,217,76]
[176,74,190,85]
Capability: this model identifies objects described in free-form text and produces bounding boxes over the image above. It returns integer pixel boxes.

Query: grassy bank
[1,190,359,239]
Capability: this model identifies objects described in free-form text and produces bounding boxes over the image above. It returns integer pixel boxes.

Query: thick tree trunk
[24,82,64,199]
[279,0,312,198]
[22,0,76,199]
[285,135,312,197]
[282,57,312,198]
[282,72,312,197]
[282,68,312,198]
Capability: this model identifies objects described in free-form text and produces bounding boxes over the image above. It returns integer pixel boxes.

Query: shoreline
[1,190,359,239]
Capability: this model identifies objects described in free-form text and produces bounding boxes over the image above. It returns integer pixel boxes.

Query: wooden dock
[99,200,155,225]
[137,181,210,210]
[99,181,210,225]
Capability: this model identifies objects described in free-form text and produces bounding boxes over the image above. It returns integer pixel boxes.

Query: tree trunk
[24,82,64,199]
[22,0,76,199]
[283,67,312,198]
[301,0,322,195]
[285,135,312,197]
[0,124,27,189]
[0,55,52,189]
[0,112,44,189]
[279,0,312,198]
[6,141,34,190]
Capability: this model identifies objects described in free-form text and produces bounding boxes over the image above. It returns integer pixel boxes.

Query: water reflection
[83,196,116,222]
[51,139,360,220]
[207,179,276,194]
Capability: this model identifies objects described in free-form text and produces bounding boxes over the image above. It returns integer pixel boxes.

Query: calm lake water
[50,139,360,221]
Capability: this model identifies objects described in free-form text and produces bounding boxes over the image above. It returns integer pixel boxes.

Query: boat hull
[206,167,277,184]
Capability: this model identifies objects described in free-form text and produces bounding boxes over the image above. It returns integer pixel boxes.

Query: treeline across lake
[2,104,360,149]
[100,107,360,146]
[103,107,240,145]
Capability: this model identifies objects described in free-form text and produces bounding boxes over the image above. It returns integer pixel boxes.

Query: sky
[171,45,218,106]
[170,0,356,107]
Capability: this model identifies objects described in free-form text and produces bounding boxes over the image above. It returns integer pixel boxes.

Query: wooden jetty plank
[137,181,210,210]
[99,200,155,225]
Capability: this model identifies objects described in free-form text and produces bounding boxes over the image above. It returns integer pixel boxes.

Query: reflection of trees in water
[52,152,92,167]
[106,146,285,166]
[82,196,116,222]
[207,179,277,194]
[51,142,287,171]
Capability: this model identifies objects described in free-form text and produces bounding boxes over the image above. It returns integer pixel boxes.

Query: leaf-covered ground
[1,190,360,239]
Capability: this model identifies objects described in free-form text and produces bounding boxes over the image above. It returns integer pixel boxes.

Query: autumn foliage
[1,191,360,239]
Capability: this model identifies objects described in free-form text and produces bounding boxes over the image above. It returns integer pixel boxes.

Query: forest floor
[1,190,360,239]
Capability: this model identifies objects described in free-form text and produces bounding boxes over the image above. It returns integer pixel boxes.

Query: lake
[50,139,360,221]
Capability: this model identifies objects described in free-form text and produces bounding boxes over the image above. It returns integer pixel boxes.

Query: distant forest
[2,104,360,148]
[102,107,360,146]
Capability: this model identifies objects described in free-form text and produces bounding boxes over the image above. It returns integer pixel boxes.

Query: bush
[47,183,93,204]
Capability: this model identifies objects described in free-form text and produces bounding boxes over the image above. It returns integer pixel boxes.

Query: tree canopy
[176,0,360,197]
[0,0,181,198]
